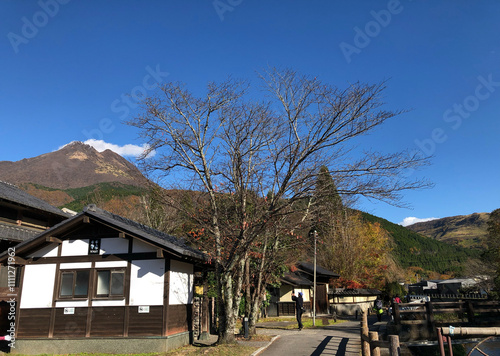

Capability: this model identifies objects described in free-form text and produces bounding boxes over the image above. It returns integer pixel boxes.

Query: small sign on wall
[64,308,75,315]
[138,306,150,313]
[89,239,100,254]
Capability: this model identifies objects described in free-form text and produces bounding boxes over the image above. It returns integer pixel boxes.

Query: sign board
[138,306,150,313]
[89,239,100,254]
[64,308,75,315]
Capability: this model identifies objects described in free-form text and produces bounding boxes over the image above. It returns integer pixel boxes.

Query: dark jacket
[292,294,304,311]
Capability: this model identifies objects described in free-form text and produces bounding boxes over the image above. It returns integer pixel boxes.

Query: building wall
[16,229,195,340]
[280,285,310,302]
[20,264,56,308]
[169,260,193,305]
[129,259,164,306]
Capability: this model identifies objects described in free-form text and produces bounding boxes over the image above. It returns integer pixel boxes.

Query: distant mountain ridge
[361,212,479,275]
[0,141,148,189]
[405,212,490,250]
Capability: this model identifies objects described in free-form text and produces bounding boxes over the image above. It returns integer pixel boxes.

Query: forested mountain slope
[361,212,480,275]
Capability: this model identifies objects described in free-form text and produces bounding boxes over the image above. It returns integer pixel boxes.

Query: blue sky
[1,0,499,225]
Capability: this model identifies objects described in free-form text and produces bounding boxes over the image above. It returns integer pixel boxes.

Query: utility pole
[313,230,317,326]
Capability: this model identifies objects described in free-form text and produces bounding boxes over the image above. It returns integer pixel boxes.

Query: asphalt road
[257,319,363,356]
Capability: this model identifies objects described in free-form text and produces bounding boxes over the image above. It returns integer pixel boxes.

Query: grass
[258,315,346,329]
[1,345,260,356]
[164,344,259,356]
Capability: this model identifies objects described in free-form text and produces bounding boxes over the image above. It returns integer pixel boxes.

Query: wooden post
[369,331,380,356]
[388,335,400,356]
[361,310,370,356]
[437,328,446,356]
[457,300,464,322]
[466,301,475,324]
[393,302,401,325]
[426,301,435,333]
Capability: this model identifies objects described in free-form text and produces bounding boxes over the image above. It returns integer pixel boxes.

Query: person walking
[291,291,304,330]
[374,297,383,322]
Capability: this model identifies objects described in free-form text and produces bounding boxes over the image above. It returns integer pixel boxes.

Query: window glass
[60,272,74,296]
[96,270,110,296]
[74,270,89,296]
[111,271,124,295]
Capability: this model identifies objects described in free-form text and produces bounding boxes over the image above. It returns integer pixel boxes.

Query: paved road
[257,314,389,356]
[258,319,363,356]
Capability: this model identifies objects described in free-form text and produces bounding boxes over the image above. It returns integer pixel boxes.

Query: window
[57,268,126,300]
[95,269,125,298]
[59,270,89,298]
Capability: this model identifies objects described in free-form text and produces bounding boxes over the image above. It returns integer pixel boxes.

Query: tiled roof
[0,222,40,242]
[329,288,381,296]
[83,205,207,261]
[2,204,208,263]
[281,272,314,286]
[0,181,69,218]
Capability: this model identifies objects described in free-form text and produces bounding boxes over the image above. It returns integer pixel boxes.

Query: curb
[250,335,281,356]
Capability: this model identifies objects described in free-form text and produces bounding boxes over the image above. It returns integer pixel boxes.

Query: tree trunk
[244,256,251,319]
[248,236,268,335]
[217,272,236,344]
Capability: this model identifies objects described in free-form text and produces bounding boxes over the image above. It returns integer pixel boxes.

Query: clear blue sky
[1,0,499,225]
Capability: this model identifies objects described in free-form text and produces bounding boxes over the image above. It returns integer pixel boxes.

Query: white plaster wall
[95,261,128,268]
[281,285,311,302]
[20,264,56,308]
[129,259,164,306]
[132,240,156,253]
[27,243,58,258]
[92,299,126,307]
[61,239,89,256]
[60,262,92,269]
[100,238,128,254]
[169,260,193,305]
[55,300,89,308]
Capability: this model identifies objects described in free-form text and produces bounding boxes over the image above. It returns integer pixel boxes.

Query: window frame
[93,268,126,300]
[57,269,90,300]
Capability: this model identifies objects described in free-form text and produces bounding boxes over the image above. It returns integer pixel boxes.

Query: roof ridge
[0,180,18,187]
[83,204,196,253]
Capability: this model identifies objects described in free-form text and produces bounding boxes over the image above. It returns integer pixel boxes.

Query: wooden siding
[128,306,163,336]
[167,304,192,335]
[18,308,51,338]
[89,306,125,337]
[53,307,88,338]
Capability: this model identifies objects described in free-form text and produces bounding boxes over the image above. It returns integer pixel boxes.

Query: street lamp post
[313,230,317,326]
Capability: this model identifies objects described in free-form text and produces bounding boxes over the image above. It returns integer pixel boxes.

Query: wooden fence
[360,311,400,356]
[393,300,500,331]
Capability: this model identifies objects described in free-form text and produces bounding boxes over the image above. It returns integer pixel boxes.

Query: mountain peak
[0,142,148,189]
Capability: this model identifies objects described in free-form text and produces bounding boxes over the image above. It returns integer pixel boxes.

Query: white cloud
[59,140,155,158]
[84,139,155,158]
[399,216,439,227]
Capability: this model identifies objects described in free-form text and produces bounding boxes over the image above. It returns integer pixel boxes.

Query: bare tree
[128,67,431,343]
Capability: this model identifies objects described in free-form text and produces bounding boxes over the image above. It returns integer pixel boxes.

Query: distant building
[407,280,439,295]
[407,278,483,298]
[0,181,70,324]
[266,262,339,316]
[436,278,478,295]
[0,180,69,251]
[329,288,381,315]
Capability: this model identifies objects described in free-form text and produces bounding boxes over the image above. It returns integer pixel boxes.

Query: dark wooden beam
[13,256,27,265]
[46,236,62,244]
